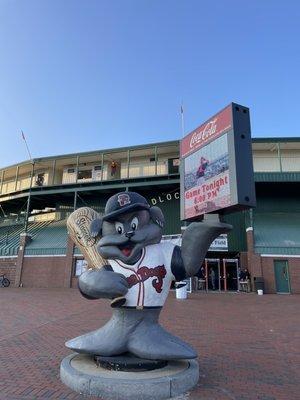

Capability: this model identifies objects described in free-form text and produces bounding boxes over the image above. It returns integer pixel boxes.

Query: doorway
[223,259,239,291]
[203,258,239,291]
[205,259,221,291]
[274,260,290,293]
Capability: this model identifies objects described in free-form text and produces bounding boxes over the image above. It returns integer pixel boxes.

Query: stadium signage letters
[210,234,228,250]
[150,191,180,205]
[180,105,233,158]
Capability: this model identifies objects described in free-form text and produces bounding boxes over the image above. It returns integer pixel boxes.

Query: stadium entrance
[199,258,239,292]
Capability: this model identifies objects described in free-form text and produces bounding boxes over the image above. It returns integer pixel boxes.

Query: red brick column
[246,227,262,288]
[63,235,75,288]
[239,252,248,269]
[15,233,32,287]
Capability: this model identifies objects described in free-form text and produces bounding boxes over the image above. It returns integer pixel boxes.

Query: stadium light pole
[21,130,34,233]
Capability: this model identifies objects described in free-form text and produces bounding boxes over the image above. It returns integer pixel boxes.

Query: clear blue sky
[0,0,299,168]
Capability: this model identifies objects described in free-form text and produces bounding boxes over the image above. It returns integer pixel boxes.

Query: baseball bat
[67,207,126,307]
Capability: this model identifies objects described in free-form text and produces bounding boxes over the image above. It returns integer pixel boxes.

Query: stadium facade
[0,138,300,294]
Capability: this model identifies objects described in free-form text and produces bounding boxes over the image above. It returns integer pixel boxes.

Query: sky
[0,0,299,168]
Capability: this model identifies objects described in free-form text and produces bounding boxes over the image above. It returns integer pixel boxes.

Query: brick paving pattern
[0,288,299,400]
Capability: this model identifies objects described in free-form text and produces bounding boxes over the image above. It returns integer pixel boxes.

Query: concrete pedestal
[60,353,199,400]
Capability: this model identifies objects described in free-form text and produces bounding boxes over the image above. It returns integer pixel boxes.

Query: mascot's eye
[115,222,124,234]
[131,217,138,231]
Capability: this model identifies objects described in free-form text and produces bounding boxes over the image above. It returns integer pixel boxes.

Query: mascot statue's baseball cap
[103,191,150,221]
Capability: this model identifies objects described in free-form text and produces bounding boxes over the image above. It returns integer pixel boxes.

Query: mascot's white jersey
[108,242,176,308]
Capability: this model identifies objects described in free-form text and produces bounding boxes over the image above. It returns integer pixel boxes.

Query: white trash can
[176,282,187,299]
[257,289,263,295]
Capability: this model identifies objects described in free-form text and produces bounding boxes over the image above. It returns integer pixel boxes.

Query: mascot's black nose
[125,231,135,239]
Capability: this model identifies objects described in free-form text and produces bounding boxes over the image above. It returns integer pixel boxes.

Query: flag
[180,105,184,114]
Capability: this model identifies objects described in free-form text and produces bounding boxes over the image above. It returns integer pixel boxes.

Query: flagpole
[21,130,33,162]
[180,103,188,230]
[180,104,185,137]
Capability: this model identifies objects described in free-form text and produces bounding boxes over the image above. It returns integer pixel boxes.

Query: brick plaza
[0,289,299,400]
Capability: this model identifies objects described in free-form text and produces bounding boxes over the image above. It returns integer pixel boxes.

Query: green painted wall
[253,183,300,254]
[144,191,181,235]
[223,212,247,252]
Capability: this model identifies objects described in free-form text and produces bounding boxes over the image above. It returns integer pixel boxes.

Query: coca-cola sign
[180,105,233,158]
[189,118,217,148]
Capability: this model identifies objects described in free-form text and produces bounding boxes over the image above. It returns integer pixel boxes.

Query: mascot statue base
[60,191,231,399]
[60,353,199,400]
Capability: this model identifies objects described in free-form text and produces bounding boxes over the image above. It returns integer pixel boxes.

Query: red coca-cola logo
[189,118,217,149]
[180,105,232,158]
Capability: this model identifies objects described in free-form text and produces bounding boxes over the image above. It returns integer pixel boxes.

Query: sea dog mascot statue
[66,191,231,360]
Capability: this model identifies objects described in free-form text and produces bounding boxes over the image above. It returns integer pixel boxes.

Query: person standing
[111,161,117,177]
[237,267,242,291]
[244,268,251,292]
[209,267,216,290]
[197,265,206,290]
[239,267,251,292]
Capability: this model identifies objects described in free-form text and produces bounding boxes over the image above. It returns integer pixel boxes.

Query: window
[168,158,179,174]
[35,173,45,187]
[77,169,92,180]
[74,259,88,277]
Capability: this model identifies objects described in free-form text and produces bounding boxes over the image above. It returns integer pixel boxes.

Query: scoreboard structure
[180,103,256,221]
